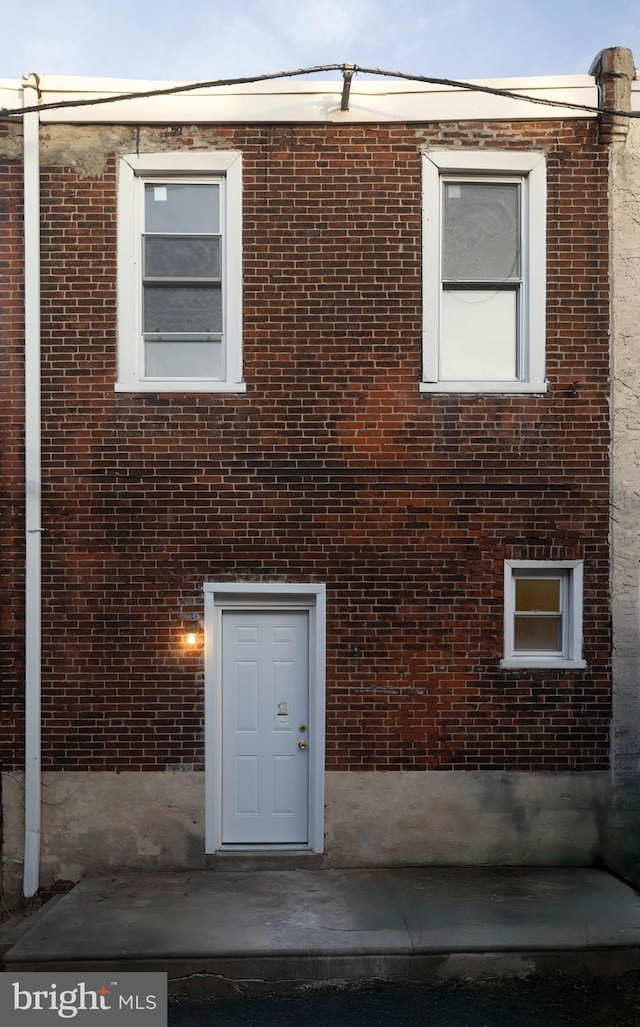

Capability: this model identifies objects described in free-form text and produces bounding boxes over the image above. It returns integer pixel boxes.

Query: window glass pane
[443,181,520,281]
[515,578,560,613]
[514,615,562,652]
[144,183,220,234]
[440,289,517,380]
[144,285,222,333]
[144,236,222,279]
[144,337,224,378]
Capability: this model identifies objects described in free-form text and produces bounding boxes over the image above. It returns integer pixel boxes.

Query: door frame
[203,582,326,854]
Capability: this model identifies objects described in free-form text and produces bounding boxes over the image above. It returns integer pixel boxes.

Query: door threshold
[206,850,327,871]
[219,844,312,851]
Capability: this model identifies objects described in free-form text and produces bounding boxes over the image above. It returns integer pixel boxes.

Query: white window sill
[420,380,549,394]
[115,381,248,394]
[500,658,587,670]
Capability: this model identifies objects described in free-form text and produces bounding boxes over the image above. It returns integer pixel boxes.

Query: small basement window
[501,560,585,669]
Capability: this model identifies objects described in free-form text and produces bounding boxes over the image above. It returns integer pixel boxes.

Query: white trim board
[8,74,599,124]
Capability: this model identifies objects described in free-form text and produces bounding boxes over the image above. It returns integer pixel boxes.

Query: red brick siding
[0,136,26,769]
[2,118,610,772]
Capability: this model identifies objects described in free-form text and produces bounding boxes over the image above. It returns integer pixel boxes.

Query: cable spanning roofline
[0,62,636,120]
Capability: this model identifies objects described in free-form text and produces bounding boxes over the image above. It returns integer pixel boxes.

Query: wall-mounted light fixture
[182,619,202,648]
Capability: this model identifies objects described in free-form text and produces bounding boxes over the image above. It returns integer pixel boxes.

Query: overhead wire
[0,62,637,120]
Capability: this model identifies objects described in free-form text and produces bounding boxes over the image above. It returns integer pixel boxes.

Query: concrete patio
[3,867,640,992]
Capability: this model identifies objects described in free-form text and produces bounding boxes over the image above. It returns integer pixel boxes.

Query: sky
[0,0,637,86]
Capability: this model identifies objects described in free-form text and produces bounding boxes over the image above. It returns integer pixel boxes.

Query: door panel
[221,609,309,844]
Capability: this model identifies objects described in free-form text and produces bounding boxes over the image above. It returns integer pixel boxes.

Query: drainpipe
[22,74,42,900]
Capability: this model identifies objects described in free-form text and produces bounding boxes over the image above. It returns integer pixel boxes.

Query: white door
[221,609,309,844]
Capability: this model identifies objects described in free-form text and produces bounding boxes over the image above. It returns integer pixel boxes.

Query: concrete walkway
[3,868,640,989]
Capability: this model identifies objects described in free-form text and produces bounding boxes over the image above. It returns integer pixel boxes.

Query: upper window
[421,151,547,394]
[501,560,585,669]
[116,152,244,393]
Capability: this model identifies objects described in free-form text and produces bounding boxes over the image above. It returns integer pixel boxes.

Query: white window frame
[501,560,585,669]
[421,150,547,394]
[116,151,245,393]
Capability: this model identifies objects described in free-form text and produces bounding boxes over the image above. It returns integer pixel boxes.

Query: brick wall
[1,117,611,772]
[0,128,26,769]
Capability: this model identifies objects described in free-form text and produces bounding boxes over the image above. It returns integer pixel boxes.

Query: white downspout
[22,74,42,900]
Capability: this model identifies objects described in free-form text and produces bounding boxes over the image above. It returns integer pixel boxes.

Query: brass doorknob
[298,740,307,750]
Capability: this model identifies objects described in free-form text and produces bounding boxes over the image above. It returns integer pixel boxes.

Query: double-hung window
[421,151,546,393]
[501,560,585,669]
[117,151,244,392]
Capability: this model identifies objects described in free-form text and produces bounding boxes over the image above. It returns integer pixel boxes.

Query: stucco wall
[2,770,607,904]
[325,771,607,867]
[606,109,640,885]
[1,771,207,905]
